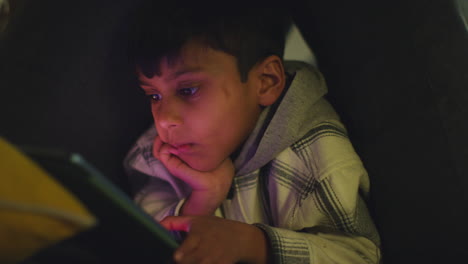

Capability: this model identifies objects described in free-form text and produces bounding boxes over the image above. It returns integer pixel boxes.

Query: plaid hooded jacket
[124,61,381,263]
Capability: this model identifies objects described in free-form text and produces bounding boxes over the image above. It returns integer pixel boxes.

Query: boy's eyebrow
[138,80,153,87]
[169,67,203,80]
[137,67,205,86]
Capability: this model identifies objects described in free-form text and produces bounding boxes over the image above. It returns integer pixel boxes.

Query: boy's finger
[157,147,201,185]
[155,139,182,170]
[160,216,193,232]
[152,136,164,159]
[160,216,202,263]
[154,138,207,189]
[173,235,201,263]
[159,141,179,157]
[156,143,181,168]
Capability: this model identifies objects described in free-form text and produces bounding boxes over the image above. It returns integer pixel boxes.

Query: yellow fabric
[0,138,97,264]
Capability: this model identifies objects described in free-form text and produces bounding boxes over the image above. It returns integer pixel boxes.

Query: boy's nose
[154,100,183,130]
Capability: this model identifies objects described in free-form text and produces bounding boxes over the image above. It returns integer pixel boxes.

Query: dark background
[0,0,152,193]
[292,0,468,262]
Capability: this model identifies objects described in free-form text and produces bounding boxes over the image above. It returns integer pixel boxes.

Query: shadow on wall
[0,0,10,32]
[0,0,26,33]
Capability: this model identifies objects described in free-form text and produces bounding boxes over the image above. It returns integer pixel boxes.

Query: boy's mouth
[170,143,193,153]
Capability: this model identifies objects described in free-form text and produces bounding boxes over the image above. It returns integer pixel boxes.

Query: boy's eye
[178,87,198,97]
[148,94,162,101]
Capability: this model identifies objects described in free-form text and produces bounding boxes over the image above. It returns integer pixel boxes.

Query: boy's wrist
[241,224,270,264]
[180,190,226,216]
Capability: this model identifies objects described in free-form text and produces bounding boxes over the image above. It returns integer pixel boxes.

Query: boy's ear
[253,55,286,107]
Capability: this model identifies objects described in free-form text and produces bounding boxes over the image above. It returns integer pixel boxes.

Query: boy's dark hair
[131,1,292,82]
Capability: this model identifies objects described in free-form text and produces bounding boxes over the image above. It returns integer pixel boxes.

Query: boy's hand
[161,215,269,264]
[153,136,235,215]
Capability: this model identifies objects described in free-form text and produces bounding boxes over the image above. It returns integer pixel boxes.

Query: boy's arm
[161,125,381,263]
[248,128,381,263]
[161,191,380,264]
[161,215,270,264]
[253,224,380,264]
[125,133,234,221]
[161,210,379,264]
[158,160,381,264]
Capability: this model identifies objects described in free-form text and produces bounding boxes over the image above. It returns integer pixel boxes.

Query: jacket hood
[234,61,339,175]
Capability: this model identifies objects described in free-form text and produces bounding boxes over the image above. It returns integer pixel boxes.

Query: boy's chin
[187,162,218,172]
[182,156,223,172]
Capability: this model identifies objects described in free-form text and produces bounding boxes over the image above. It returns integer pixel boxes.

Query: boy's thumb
[160,216,193,232]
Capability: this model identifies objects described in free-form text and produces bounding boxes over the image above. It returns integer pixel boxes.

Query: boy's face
[138,42,263,172]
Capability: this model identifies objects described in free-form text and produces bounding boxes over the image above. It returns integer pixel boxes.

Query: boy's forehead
[138,60,206,83]
[139,43,236,82]
[170,42,223,71]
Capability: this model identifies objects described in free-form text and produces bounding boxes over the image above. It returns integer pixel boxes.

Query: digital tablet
[22,147,178,263]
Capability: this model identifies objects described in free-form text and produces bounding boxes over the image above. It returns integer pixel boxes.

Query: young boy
[125,1,381,263]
